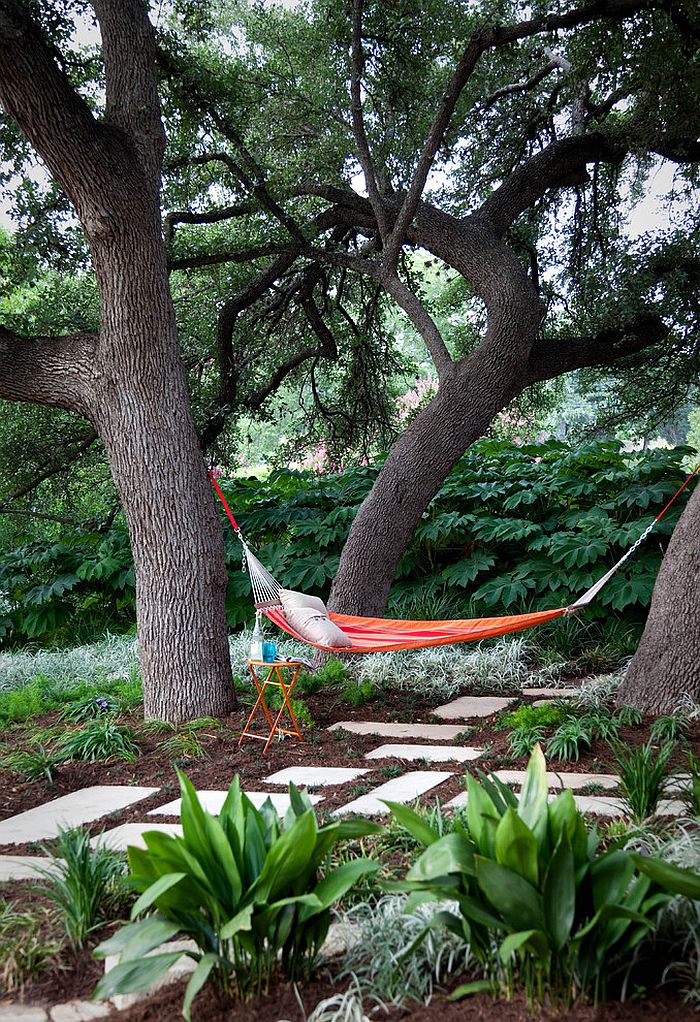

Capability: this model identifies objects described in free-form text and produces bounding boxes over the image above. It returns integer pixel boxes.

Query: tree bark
[616,480,700,715]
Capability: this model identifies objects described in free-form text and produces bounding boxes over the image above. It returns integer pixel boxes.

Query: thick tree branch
[525,313,669,385]
[0,328,97,418]
[91,0,165,192]
[350,0,391,241]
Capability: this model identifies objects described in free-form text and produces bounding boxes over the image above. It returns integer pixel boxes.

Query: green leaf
[448,979,494,999]
[130,873,186,920]
[499,929,543,964]
[93,916,180,963]
[517,744,548,832]
[383,800,441,846]
[407,832,475,883]
[630,853,700,900]
[465,775,499,857]
[93,952,184,1000]
[300,859,378,921]
[219,903,254,940]
[475,857,546,933]
[183,954,218,1022]
[543,833,575,951]
[494,808,539,887]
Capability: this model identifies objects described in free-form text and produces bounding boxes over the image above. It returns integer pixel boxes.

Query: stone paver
[148,790,322,817]
[365,743,483,763]
[263,766,370,787]
[493,769,619,791]
[91,822,183,851]
[50,1000,110,1021]
[329,721,465,740]
[432,695,515,720]
[105,939,197,1011]
[334,771,452,816]
[522,687,579,698]
[0,1009,48,1021]
[0,786,158,845]
[0,854,61,881]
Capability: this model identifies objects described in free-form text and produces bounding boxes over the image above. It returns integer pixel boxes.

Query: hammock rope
[209,462,699,653]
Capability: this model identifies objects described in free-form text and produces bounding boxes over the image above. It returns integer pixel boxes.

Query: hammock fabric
[209,464,699,654]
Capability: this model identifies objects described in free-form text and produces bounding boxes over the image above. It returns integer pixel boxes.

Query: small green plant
[650,714,690,745]
[508,724,547,758]
[611,739,673,821]
[341,678,377,707]
[265,688,315,729]
[380,765,404,780]
[0,900,60,992]
[387,744,700,1007]
[57,720,140,762]
[1,743,57,782]
[545,718,592,762]
[58,693,121,723]
[497,703,564,731]
[681,753,700,817]
[38,827,127,952]
[94,773,380,1017]
[581,710,620,742]
[616,705,643,726]
[161,729,207,761]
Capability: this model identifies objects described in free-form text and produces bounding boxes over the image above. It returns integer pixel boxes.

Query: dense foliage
[1,439,692,645]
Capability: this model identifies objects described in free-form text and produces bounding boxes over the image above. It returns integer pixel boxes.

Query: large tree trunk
[0,0,235,722]
[91,212,234,722]
[617,480,700,715]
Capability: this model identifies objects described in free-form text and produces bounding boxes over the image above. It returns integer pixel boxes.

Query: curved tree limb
[0,327,97,418]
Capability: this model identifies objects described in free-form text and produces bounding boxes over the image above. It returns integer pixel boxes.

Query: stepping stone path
[432,695,515,719]
[329,720,465,739]
[365,743,483,763]
[493,769,619,791]
[91,822,183,851]
[147,790,323,816]
[0,785,158,844]
[446,790,688,819]
[0,854,60,881]
[334,771,453,816]
[522,687,579,698]
[263,766,370,786]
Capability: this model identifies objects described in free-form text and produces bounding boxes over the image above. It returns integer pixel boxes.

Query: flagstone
[334,771,452,816]
[0,1008,48,1021]
[431,695,515,720]
[329,720,465,740]
[50,1000,111,1022]
[522,687,579,698]
[365,743,483,763]
[263,767,370,787]
[493,769,619,791]
[148,790,322,817]
[0,786,159,845]
[0,854,61,881]
[90,822,183,851]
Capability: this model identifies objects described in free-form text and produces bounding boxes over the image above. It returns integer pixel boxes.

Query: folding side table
[239,659,305,753]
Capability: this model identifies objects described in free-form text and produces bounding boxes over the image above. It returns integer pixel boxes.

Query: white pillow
[283,604,352,649]
[280,587,328,616]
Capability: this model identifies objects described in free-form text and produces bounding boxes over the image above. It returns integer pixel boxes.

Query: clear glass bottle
[249,611,264,661]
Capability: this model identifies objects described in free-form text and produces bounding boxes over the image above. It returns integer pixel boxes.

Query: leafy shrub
[611,740,673,821]
[545,718,592,762]
[616,705,643,726]
[650,714,690,745]
[1,742,57,782]
[3,441,693,641]
[498,704,565,731]
[509,724,547,759]
[386,745,700,1007]
[340,678,377,707]
[57,720,140,762]
[681,753,700,817]
[38,827,127,952]
[94,773,380,1016]
[0,900,60,992]
[58,693,121,722]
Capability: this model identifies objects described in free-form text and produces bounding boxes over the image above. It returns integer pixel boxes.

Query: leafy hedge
[0,439,693,645]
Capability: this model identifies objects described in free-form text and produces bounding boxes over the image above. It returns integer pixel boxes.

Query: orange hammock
[210,465,699,654]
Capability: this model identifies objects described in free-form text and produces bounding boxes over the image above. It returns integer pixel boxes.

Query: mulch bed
[2,678,699,1012]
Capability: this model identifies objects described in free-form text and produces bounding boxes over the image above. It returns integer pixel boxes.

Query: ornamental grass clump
[386,744,700,1009]
[94,773,380,1018]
